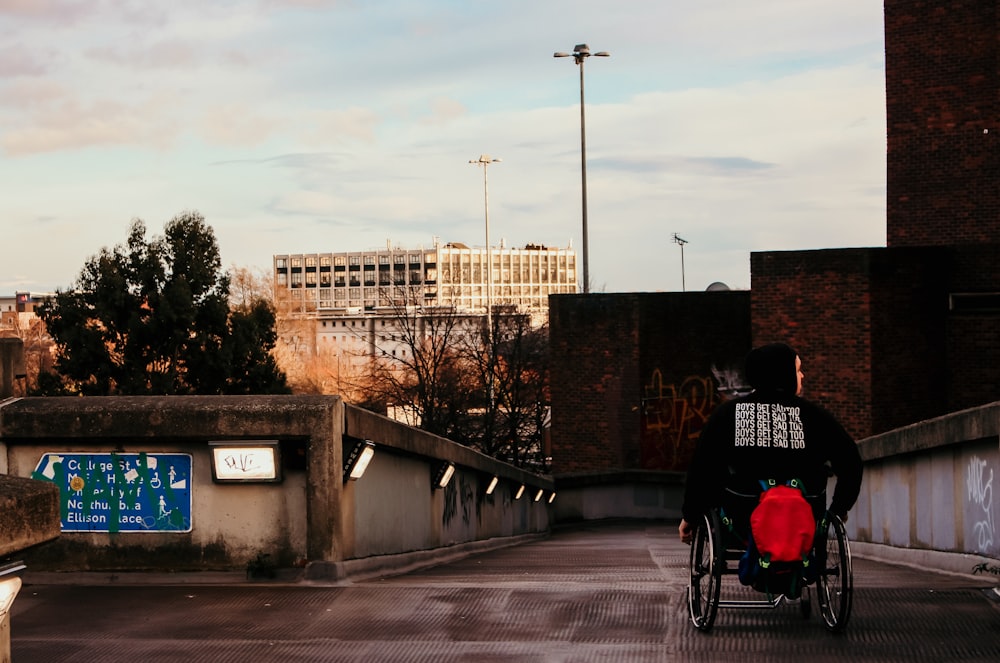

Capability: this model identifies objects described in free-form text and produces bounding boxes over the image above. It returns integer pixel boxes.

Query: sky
[0,0,887,295]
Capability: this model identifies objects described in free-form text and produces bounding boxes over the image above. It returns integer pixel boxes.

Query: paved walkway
[11,521,1000,662]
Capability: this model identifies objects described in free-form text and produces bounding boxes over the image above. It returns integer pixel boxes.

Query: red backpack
[738,479,816,595]
[751,480,815,562]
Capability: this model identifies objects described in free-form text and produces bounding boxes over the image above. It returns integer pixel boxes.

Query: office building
[274,240,577,316]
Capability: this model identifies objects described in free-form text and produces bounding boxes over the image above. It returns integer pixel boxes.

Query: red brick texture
[885,0,999,247]
[751,245,1000,441]
[751,250,876,441]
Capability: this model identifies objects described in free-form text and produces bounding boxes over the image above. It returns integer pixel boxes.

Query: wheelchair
[687,506,853,633]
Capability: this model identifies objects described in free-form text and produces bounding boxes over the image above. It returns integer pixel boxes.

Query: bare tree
[352,286,479,439]
[460,309,550,468]
[258,274,552,469]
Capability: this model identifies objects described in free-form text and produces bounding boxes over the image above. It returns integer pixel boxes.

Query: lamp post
[554,43,609,294]
[470,154,501,408]
[469,155,501,343]
[672,233,688,292]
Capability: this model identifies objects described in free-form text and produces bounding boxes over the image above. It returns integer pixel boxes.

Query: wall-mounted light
[433,461,456,489]
[209,440,281,483]
[514,484,526,500]
[533,488,545,502]
[548,492,557,504]
[0,575,22,619]
[485,476,499,495]
[343,440,376,483]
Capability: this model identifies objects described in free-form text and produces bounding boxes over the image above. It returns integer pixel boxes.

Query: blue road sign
[32,452,192,533]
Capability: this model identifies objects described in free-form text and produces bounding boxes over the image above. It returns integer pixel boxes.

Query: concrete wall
[851,400,1000,571]
[0,474,59,558]
[0,396,552,575]
[552,470,684,523]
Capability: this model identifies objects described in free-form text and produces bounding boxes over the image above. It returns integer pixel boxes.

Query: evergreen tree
[38,212,289,395]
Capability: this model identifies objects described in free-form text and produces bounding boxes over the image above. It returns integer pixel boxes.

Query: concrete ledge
[304,532,549,584]
[0,475,60,558]
[851,540,1000,584]
[860,400,1000,461]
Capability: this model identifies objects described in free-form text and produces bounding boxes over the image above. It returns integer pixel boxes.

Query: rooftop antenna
[672,233,688,292]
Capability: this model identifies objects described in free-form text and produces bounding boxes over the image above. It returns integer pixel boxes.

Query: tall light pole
[470,154,501,408]
[554,43,609,294]
[672,233,688,292]
[469,155,501,343]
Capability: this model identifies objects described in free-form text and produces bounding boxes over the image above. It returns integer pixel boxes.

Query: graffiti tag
[967,455,995,553]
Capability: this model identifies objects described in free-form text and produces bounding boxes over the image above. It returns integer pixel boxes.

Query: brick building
[754,0,999,440]
[549,0,999,477]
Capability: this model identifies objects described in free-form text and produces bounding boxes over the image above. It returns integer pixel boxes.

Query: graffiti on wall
[639,365,747,471]
[967,454,995,554]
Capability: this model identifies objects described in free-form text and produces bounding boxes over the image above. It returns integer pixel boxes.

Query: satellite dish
[705,282,730,292]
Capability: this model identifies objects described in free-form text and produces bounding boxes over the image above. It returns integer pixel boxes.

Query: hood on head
[745,342,798,393]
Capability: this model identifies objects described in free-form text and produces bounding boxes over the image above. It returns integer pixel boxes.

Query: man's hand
[679,518,694,545]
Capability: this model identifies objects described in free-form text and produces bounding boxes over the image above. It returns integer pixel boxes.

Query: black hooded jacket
[680,343,863,523]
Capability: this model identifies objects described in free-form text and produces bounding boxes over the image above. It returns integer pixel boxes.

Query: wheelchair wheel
[688,511,722,631]
[816,513,853,632]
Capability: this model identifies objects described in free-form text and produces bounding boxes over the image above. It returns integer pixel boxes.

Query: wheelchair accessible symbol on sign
[31,452,192,533]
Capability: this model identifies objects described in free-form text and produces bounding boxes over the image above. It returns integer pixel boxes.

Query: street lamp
[469,155,501,342]
[672,233,688,292]
[470,154,501,408]
[554,43,610,294]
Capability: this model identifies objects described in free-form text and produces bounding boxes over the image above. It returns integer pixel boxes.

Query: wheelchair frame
[687,509,853,633]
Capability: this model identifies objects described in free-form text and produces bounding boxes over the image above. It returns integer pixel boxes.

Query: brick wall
[885,0,1000,246]
[549,295,641,474]
[751,246,1000,440]
[751,249,876,441]
[944,245,1000,413]
[548,292,750,475]
[867,248,951,433]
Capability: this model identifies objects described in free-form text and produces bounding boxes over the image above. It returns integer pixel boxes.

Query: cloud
[0,94,180,156]
[419,97,467,126]
[200,105,280,146]
[0,0,92,24]
[305,107,381,144]
[594,155,775,175]
[86,40,203,70]
[0,44,48,77]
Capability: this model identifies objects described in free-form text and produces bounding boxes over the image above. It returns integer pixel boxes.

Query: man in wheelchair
[678,343,863,598]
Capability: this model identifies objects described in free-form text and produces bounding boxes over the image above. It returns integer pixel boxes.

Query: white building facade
[273,240,577,372]
[274,240,577,316]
